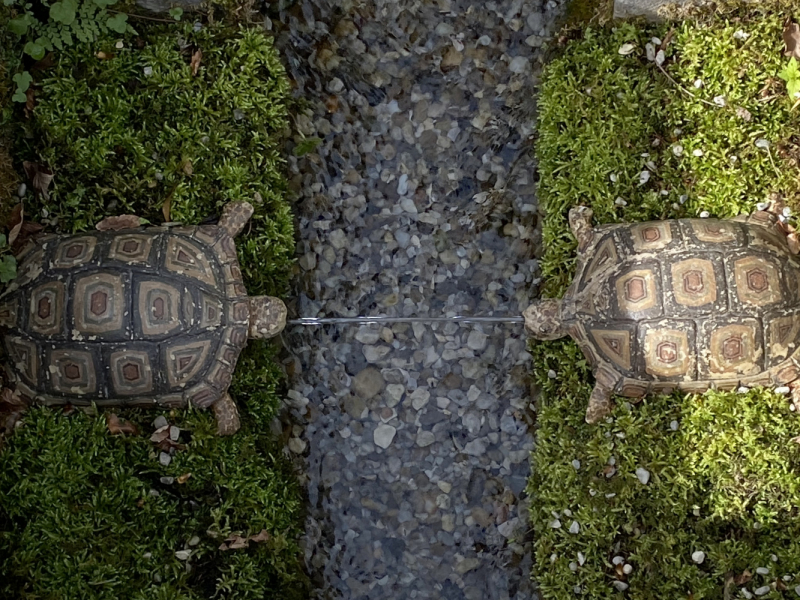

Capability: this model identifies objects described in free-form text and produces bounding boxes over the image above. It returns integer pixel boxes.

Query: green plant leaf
[12,71,32,93]
[23,40,45,59]
[49,0,77,24]
[293,137,322,156]
[779,57,800,83]
[12,91,26,103]
[0,255,17,283]
[8,15,33,35]
[106,12,128,33]
[0,234,8,248]
[168,6,183,20]
[93,0,118,6]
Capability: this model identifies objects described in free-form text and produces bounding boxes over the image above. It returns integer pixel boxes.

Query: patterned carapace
[524,206,800,423]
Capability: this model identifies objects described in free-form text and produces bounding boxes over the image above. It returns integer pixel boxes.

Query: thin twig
[656,64,720,108]
[107,9,181,23]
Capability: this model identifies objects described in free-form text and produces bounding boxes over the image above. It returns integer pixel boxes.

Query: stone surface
[275,0,557,596]
[613,0,693,20]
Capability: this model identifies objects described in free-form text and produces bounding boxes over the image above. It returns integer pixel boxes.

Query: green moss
[19,22,294,296]
[531,7,800,600]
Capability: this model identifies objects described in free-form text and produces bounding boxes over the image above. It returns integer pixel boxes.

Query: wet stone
[280,0,558,595]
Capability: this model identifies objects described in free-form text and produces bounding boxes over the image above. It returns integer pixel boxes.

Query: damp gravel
[270,0,566,597]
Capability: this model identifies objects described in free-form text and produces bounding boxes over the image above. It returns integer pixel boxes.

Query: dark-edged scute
[567,217,800,390]
[0,227,248,408]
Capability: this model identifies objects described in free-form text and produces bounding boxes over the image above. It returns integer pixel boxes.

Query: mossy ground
[0,13,306,600]
[531,4,800,599]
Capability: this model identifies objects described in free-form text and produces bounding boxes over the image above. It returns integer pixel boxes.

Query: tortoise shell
[0,224,249,409]
[563,215,800,396]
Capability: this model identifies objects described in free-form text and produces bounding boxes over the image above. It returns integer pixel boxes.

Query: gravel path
[271,0,565,597]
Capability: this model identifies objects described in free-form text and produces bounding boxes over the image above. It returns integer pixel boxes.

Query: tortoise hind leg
[213,393,241,436]
[585,382,613,424]
[569,206,595,251]
[219,202,255,238]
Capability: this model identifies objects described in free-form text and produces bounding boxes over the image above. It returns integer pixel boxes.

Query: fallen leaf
[784,18,800,59]
[7,203,22,232]
[25,87,35,113]
[31,53,55,71]
[177,472,192,484]
[735,107,752,121]
[249,529,271,543]
[96,51,115,60]
[181,159,193,176]
[10,222,43,253]
[22,161,53,200]
[734,569,752,585]
[162,194,171,222]
[190,48,202,76]
[106,413,139,435]
[95,215,142,231]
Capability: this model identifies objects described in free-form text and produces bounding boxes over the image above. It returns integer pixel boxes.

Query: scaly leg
[213,393,241,436]
[569,206,595,251]
[585,382,613,424]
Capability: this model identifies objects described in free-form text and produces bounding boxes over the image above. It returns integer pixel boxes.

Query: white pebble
[175,550,192,561]
[612,581,629,592]
[615,197,627,206]
[693,79,704,88]
[578,552,586,566]
[794,584,800,596]
[756,202,769,211]
[569,561,578,572]
[679,194,688,204]
[693,149,704,157]
[775,386,790,395]
[784,207,792,217]
[572,459,581,470]
[569,521,580,534]
[651,37,662,45]
[743,590,753,599]
[610,173,618,183]
[143,66,153,76]
[733,30,749,40]
[612,556,625,565]
[550,553,558,563]
[738,386,750,393]
[699,211,710,218]
[549,519,562,529]
[547,369,557,379]
[655,50,665,66]
[635,467,650,484]
[756,567,770,575]
[755,138,770,149]
[772,554,779,562]
[754,586,771,597]
[692,550,706,564]
[623,564,633,574]
[672,144,684,156]
[670,420,679,431]
[713,95,726,106]
[639,171,650,185]
[645,43,656,62]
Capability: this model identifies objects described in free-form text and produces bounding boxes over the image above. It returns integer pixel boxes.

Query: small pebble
[756,567,770,575]
[623,564,633,575]
[547,369,557,379]
[754,586,771,597]
[692,149,704,157]
[159,452,171,467]
[569,521,580,534]
[635,467,650,485]
[612,556,625,565]
[692,550,705,564]
[738,386,750,393]
[775,386,790,395]
[571,459,581,470]
[670,420,679,431]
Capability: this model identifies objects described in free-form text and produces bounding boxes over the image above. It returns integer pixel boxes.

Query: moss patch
[531,7,800,600]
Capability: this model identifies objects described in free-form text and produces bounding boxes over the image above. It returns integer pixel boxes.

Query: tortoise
[524,205,800,424]
[0,201,287,435]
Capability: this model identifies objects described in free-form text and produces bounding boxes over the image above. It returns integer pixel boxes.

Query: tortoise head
[248,296,287,339]
[523,299,567,340]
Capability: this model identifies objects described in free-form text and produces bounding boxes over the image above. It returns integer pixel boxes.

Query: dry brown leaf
[25,87,35,113]
[150,426,170,443]
[181,159,193,176]
[735,107,752,122]
[190,48,202,76]
[249,529,271,543]
[96,51,114,60]
[788,232,800,254]
[95,215,142,231]
[23,161,54,200]
[177,472,192,484]
[106,413,139,435]
[784,19,800,59]
[734,569,752,585]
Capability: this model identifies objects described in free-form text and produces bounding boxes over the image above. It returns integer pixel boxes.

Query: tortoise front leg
[789,381,800,413]
[569,206,595,251]
[213,393,241,436]
[585,382,613,424]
